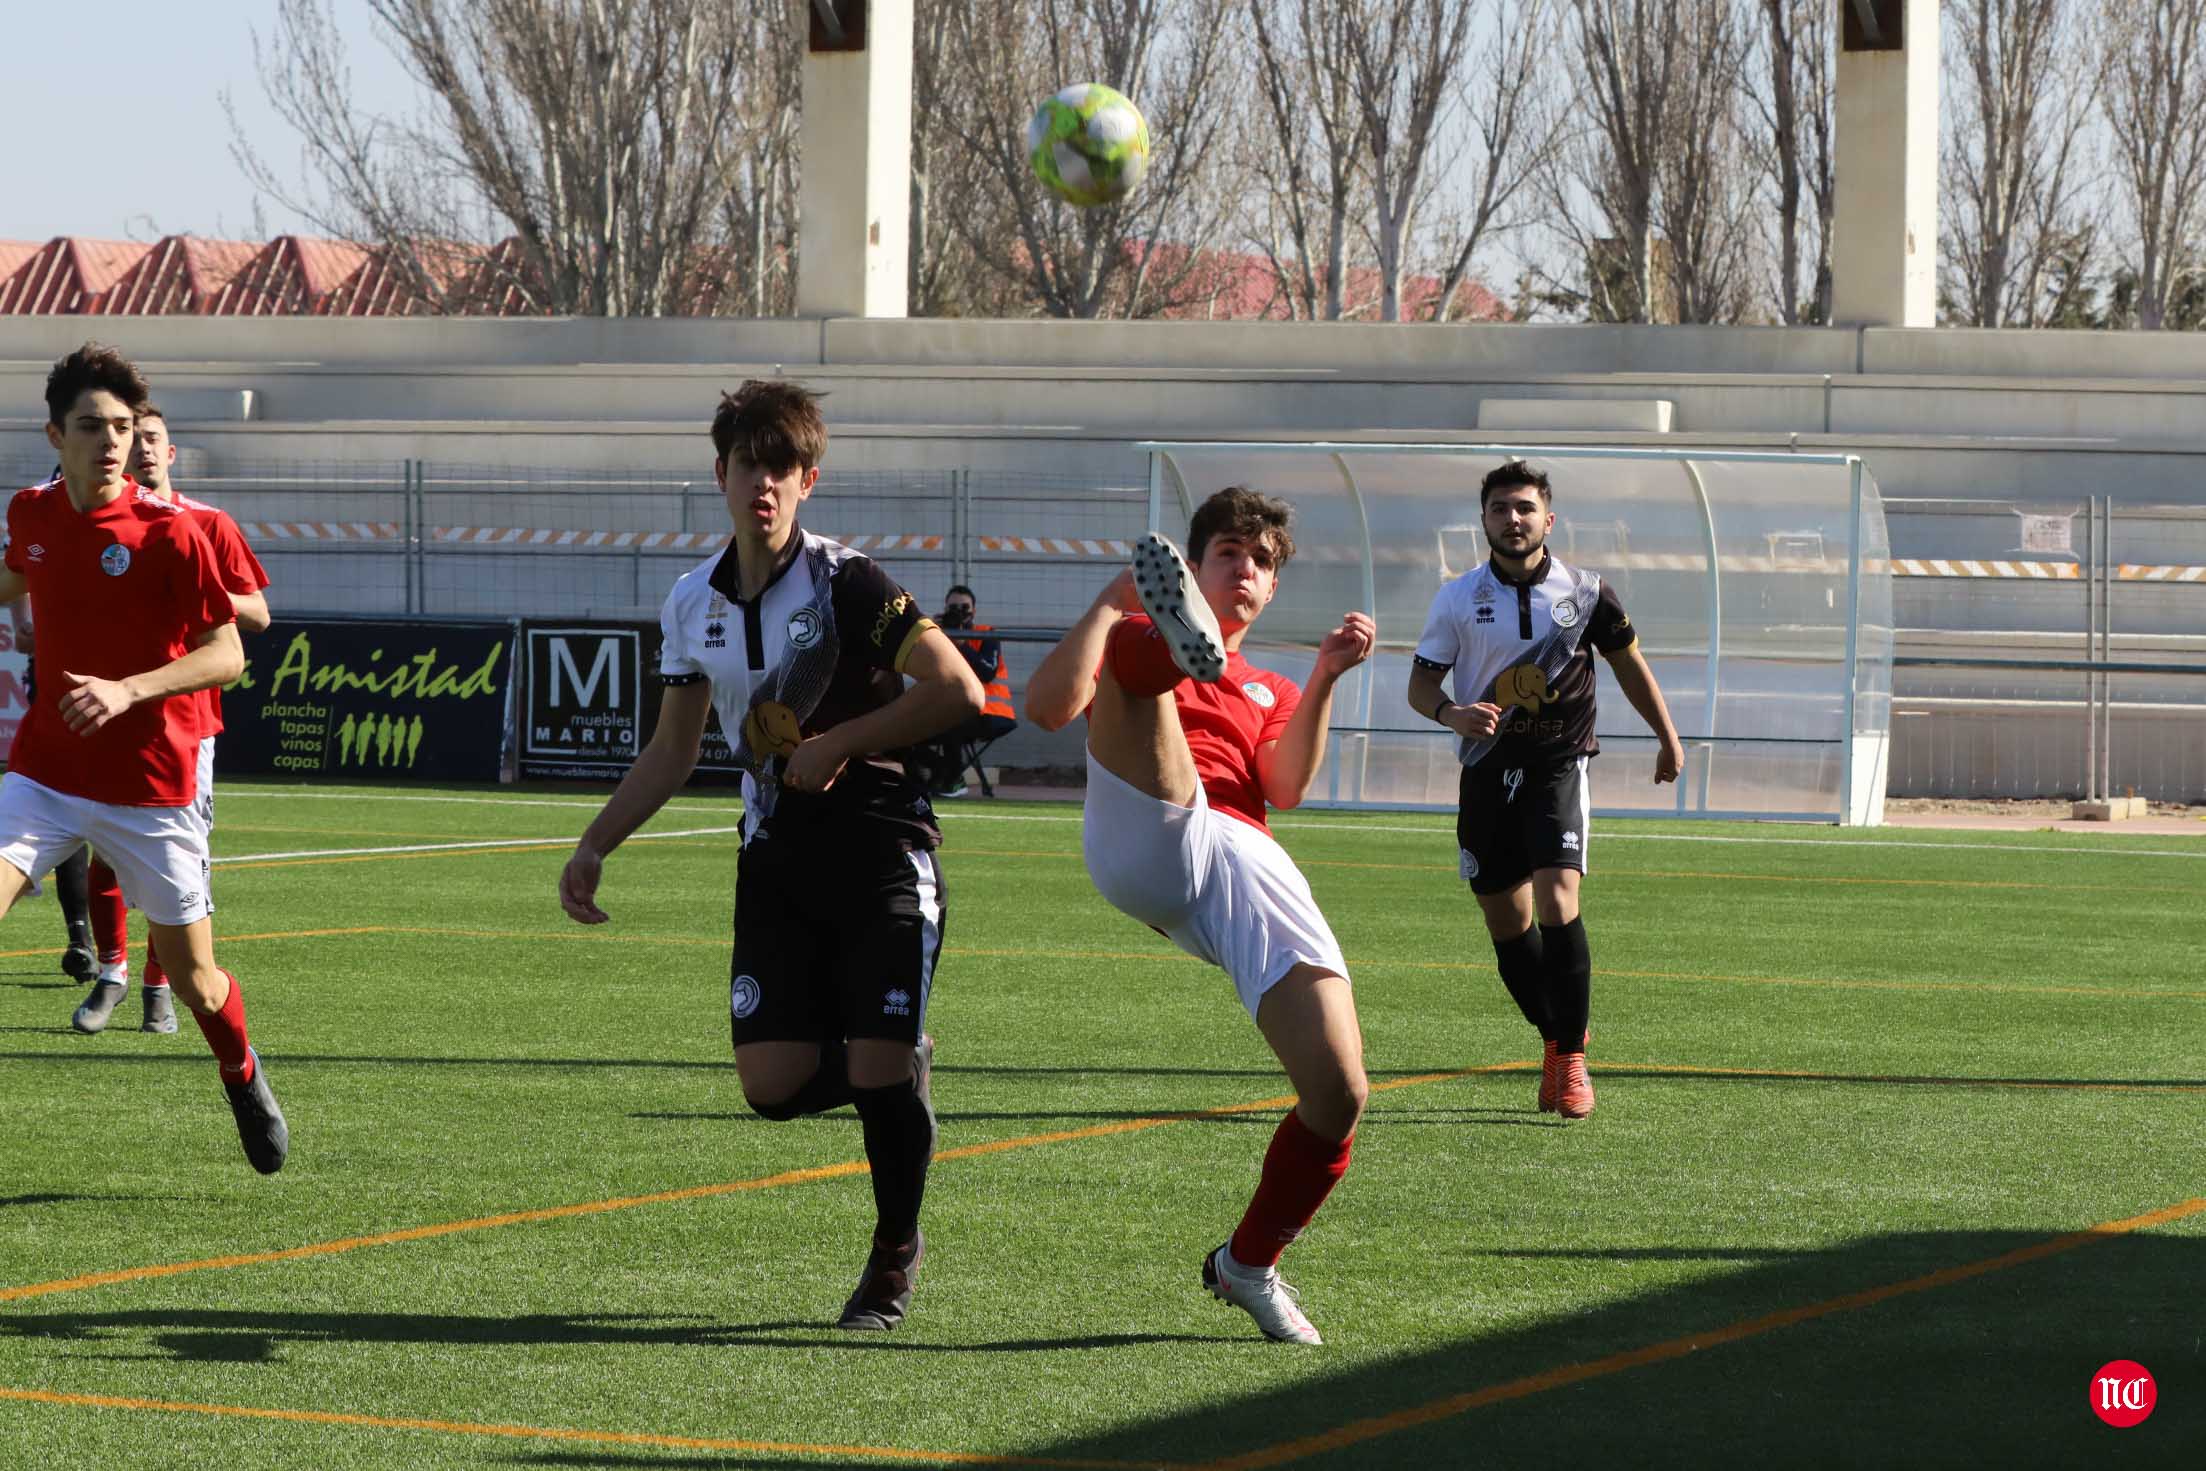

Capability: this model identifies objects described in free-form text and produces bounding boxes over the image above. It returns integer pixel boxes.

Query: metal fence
[1885,497,2206,802]
[8,454,2202,801]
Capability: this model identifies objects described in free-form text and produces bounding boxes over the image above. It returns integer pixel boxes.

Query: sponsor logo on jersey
[1475,604,1495,624]
[703,619,727,650]
[871,591,912,648]
[1551,597,1580,628]
[99,544,131,577]
[742,699,802,760]
[730,974,762,1019]
[883,987,912,1017]
[787,606,822,649]
[1241,680,1276,708]
[1495,663,1551,712]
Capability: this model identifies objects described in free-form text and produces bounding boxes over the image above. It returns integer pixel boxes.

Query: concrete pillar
[796,0,912,318]
[1831,0,1938,327]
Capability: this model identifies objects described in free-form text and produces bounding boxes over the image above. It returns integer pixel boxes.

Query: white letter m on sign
[549,637,619,708]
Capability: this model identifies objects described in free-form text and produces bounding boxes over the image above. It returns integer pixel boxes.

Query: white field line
[216,826,743,864]
[215,789,2206,860]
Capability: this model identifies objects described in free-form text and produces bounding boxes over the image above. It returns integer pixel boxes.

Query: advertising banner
[518,620,739,781]
[218,618,517,782]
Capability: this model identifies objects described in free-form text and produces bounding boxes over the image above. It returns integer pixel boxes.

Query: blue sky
[1,2,413,242]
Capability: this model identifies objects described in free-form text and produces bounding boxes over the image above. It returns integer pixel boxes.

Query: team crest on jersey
[730,974,761,1019]
[100,544,131,577]
[1551,597,1580,628]
[1241,680,1276,708]
[787,607,822,649]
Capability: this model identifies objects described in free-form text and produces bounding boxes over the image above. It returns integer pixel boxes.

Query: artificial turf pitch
[1,780,2199,1469]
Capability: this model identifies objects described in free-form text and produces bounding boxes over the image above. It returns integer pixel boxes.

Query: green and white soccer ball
[1026,83,1151,208]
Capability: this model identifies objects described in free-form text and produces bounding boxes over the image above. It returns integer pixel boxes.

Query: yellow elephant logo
[742,700,803,759]
[1494,663,1551,713]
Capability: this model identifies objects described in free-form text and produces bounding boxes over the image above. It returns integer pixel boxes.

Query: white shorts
[189,735,217,841]
[0,772,214,926]
[1081,752,1348,1018]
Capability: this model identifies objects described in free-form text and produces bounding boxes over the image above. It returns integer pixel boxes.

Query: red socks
[190,970,254,1082]
[1105,616,1186,698]
[1229,1110,1354,1269]
[86,857,129,966]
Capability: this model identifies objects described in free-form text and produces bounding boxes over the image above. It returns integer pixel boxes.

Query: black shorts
[729,832,944,1048]
[1456,755,1590,895]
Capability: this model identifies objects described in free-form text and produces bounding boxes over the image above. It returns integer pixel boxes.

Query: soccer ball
[1026,83,1150,207]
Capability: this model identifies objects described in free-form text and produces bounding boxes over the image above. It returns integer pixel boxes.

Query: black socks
[1491,924,1550,1038]
[54,846,90,941]
[853,1073,936,1250]
[1540,916,1592,1053]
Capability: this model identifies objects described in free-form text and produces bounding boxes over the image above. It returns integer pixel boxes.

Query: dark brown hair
[711,379,827,472]
[1188,485,1295,568]
[45,343,149,428]
[135,402,168,427]
[1479,458,1551,509]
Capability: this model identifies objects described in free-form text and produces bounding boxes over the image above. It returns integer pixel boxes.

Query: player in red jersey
[0,345,286,1172]
[72,404,271,1037]
[1027,487,1374,1345]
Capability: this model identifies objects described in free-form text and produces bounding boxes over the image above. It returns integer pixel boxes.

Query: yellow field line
[1206,1196,2206,1470]
[1591,1059,2206,1095]
[0,1386,1172,1470]
[0,1066,1504,1306]
[0,927,387,962]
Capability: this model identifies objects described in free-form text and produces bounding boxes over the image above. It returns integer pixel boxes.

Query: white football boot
[1204,1243,1323,1345]
[1131,533,1227,684]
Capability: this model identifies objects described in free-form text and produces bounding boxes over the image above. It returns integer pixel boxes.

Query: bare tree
[934,0,1247,319]
[1244,0,1367,320]
[2099,0,2206,329]
[1747,0,1835,323]
[1340,0,1475,322]
[1542,0,1691,322]
[911,0,1030,316]
[232,0,787,316]
[1424,0,1563,322]
[1942,0,2101,327]
[1650,0,1757,322]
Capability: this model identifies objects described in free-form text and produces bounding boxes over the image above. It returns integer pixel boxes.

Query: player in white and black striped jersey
[559,382,984,1331]
[1407,460,1683,1120]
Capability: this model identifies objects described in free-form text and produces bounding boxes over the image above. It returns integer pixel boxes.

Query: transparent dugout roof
[1142,443,1894,825]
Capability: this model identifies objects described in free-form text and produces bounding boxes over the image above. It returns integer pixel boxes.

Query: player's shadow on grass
[1017,1226,2206,1470]
[0,1309,1240,1361]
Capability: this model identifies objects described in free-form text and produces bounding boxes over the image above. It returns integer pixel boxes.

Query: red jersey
[4,479,235,806]
[1175,649,1301,833]
[163,491,268,737]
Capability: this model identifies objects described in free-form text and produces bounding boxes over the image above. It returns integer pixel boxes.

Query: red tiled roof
[0,238,153,313]
[102,237,260,314]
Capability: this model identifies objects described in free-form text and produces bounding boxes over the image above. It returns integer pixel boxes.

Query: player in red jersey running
[0,345,286,1172]
[1027,486,1374,1345]
[72,403,271,1037]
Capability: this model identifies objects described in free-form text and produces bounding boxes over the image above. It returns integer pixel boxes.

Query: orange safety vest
[960,625,1016,722]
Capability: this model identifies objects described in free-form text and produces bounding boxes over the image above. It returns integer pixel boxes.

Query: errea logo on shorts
[1241,681,1275,708]
[883,988,912,1016]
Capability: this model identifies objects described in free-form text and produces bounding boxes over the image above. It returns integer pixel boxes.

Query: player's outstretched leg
[840,1036,936,1332]
[152,921,287,1173]
[1130,533,1227,684]
[1204,965,1365,1345]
